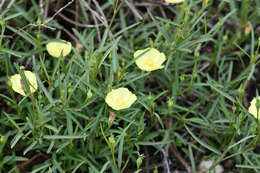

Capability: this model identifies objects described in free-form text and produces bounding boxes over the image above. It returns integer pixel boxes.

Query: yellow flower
[9,70,37,96]
[165,0,185,3]
[134,48,166,72]
[105,87,137,110]
[249,97,260,119]
[46,40,72,58]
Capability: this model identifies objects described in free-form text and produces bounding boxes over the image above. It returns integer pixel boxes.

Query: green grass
[0,0,260,172]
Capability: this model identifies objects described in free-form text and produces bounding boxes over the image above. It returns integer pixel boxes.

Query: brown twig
[43,0,49,21]
[162,147,171,173]
[39,0,44,19]
[93,14,101,42]
[159,6,167,19]
[79,0,106,25]
[124,0,143,20]
[144,147,150,173]
[79,0,114,40]
[57,12,103,28]
[39,0,49,21]
[166,119,192,173]
[62,27,78,43]
[17,151,49,171]
[133,0,180,7]
[75,0,80,30]
[161,120,172,173]
[48,0,74,23]
[169,147,192,173]
[147,7,156,22]
[93,0,109,26]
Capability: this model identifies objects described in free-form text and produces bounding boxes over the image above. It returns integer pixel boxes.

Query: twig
[79,0,106,25]
[0,0,6,9]
[57,12,103,28]
[162,148,171,173]
[169,147,192,173]
[147,7,156,22]
[0,0,15,14]
[39,0,49,21]
[75,0,80,30]
[159,6,167,19]
[47,0,74,23]
[93,0,109,26]
[79,0,114,40]
[134,2,162,7]
[147,0,180,5]
[62,28,78,43]
[243,80,251,107]
[17,151,49,170]
[93,0,115,40]
[10,0,72,38]
[39,0,44,19]
[133,1,179,7]
[199,62,210,72]
[124,0,143,20]
[161,120,171,173]
[43,0,49,21]
[93,15,101,42]
[6,0,15,10]
[78,0,104,41]
[11,24,56,37]
[166,120,192,173]
[144,147,150,173]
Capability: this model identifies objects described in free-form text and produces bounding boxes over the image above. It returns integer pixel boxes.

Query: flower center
[144,60,154,67]
[116,99,126,106]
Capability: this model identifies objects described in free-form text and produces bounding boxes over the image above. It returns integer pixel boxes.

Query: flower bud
[108,135,115,146]
[136,154,144,169]
[108,112,116,127]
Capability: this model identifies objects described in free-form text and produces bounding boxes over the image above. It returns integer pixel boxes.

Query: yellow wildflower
[134,48,166,72]
[46,40,72,58]
[9,70,37,96]
[165,0,185,3]
[105,87,137,110]
[249,97,260,119]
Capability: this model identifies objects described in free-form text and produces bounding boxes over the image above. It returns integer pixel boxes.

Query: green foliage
[0,0,260,172]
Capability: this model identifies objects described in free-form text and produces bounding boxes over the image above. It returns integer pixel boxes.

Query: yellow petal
[249,97,260,119]
[46,40,72,58]
[9,70,37,96]
[165,0,185,3]
[134,48,166,72]
[105,87,137,110]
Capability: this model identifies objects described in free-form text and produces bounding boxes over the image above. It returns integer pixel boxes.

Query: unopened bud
[0,16,5,26]
[76,43,83,53]
[108,135,115,146]
[87,90,92,99]
[136,154,144,169]
[194,51,200,58]
[245,21,251,35]
[167,99,174,108]
[203,0,209,7]
[0,135,4,143]
[223,35,228,41]
[180,74,185,82]
[108,112,116,126]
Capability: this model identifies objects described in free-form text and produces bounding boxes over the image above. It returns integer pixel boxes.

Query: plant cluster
[0,0,259,172]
